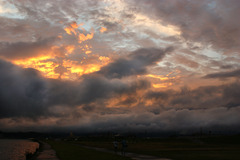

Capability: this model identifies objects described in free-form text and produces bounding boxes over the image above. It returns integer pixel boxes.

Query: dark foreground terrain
[46,140,131,160]
[62,135,240,160]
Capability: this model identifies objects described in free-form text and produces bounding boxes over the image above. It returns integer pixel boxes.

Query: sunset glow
[100,27,107,33]
[1,0,240,136]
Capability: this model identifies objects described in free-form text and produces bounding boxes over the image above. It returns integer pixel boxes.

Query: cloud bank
[0,0,240,134]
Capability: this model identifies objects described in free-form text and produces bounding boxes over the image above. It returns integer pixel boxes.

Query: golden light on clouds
[105,94,138,108]
[13,54,111,80]
[145,71,181,89]
[100,27,107,33]
[13,55,59,79]
[78,32,94,43]
[152,83,173,88]
[99,56,110,62]
[63,60,101,76]
[146,74,170,81]
[64,26,77,35]
[64,22,94,44]
[65,45,75,54]
[9,21,111,80]
[81,44,92,55]
[64,22,83,35]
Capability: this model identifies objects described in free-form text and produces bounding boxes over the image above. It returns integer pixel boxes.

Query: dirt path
[79,145,171,160]
[35,142,59,160]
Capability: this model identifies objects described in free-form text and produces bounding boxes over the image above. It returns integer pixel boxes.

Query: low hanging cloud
[0,46,154,119]
[0,59,47,118]
[203,69,240,79]
[0,37,57,60]
[46,75,150,107]
[97,47,173,78]
[1,55,240,133]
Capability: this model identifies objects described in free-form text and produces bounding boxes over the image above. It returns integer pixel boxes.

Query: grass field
[46,140,131,160]
[75,135,240,160]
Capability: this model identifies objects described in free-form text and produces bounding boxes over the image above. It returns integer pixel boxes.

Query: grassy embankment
[76,135,240,160]
[46,140,131,160]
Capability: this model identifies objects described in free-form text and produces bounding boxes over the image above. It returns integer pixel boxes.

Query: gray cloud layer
[97,47,173,78]
[1,0,240,134]
[204,69,240,79]
[1,55,240,133]
[0,37,57,60]
[0,59,47,118]
[127,0,240,52]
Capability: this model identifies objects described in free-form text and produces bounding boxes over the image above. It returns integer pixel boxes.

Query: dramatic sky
[1,0,240,134]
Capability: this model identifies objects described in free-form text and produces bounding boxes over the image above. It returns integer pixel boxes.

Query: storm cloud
[1,57,240,133]
[0,0,240,134]
[0,59,47,118]
[204,69,240,79]
[98,47,173,78]
[0,37,57,60]
[0,57,150,119]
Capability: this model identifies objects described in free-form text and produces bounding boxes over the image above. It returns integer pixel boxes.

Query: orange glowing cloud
[152,83,173,88]
[61,56,110,79]
[99,56,110,62]
[64,21,83,35]
[105,95,138,108]
[65,45,75,54]
[81,44,92,54]
[146,74,170,81]
[146,71,181,89]
[63,60,101,76]
[64,22,94,44]
[13,55,59,79]
[64,22,95,55]
[10,21,109,80]
[78,32,94,43]
[100,27,107,33]
[13,55,110,80]
[64,26,77,35]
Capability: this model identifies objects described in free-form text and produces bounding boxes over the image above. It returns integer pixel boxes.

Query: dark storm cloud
[204,69,240,79]
[47,75,150,107]
[0,59,47,118]
[127,0,240,51]
[1,0,240,133]
[0,58,150,118]
[60,82,240,133]
[220,65,235,70]
[145,82,240,110]
[1,57,240,132]
[222,82,240,108]
[98,47,173,78]
[0,37,57,60]
[97,107,240,133]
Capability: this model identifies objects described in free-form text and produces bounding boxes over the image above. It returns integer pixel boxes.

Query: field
[72,135,240,160]
[46,140,131,160]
